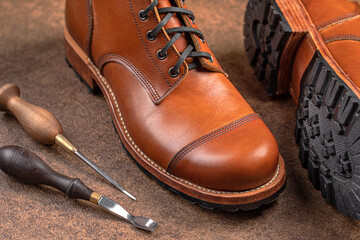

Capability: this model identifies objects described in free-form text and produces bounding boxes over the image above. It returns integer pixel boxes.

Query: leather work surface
[0,0,359,239]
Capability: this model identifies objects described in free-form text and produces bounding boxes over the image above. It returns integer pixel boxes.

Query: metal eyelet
[147,30,156,41]
[209,56,213,63]
[169,67,180,78]
[138,10,148,21]
[157,50,167,60]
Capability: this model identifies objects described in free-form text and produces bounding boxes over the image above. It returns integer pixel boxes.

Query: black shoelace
[139,0,213,77]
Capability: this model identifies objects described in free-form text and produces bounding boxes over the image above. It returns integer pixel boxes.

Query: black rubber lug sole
[244,0,292,96]
[295,51,360,220]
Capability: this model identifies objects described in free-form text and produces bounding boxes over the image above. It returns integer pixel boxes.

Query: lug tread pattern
[295,51,360,219]
[244,0,292,95]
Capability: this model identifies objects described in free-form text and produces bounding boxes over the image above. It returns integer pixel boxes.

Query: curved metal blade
[98,196,158,232]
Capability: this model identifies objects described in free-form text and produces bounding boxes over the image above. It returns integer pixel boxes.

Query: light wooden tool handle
[0,83,63,145]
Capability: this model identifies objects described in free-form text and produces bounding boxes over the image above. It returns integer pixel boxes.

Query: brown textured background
[0,0,359,239]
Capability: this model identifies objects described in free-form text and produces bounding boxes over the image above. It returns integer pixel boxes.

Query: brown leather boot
[245,0,360,218]
[65,0,286,211]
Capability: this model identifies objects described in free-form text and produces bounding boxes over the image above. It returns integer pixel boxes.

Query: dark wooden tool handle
[0,146,94,201]
[0,84,63,145]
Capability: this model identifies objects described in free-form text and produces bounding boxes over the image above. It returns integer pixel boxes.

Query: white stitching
[88,58,281,195]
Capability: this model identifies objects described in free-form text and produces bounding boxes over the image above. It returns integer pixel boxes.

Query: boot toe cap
[170,116,279,191]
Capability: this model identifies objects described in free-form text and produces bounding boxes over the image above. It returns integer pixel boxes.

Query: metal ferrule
[55,134,77,153]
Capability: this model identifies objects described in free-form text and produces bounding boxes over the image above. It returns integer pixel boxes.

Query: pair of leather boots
[64,0,360,219]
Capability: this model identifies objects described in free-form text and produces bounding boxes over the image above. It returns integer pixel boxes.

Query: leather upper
[291,0,360,101]
[321,17,360,87]
[301,0,358,27]
[65,0,280,191]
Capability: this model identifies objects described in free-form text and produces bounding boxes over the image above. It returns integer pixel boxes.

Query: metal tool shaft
[75,150,136,200]
[55,134,135,200]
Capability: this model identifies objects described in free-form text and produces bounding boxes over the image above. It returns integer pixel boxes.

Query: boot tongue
[157,0,194,64]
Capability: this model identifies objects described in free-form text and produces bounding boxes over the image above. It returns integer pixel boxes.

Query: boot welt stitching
[87,58,281,195]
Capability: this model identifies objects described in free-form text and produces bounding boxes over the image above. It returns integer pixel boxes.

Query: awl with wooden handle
[0,146,157,231]
[0,83,135,200]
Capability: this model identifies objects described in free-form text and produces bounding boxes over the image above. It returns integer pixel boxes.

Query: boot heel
[244,0,309,96]
[64,28,100,95]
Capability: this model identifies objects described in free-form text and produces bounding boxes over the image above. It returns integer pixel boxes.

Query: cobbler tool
[0,146,157,232]
[0,83,135,200]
